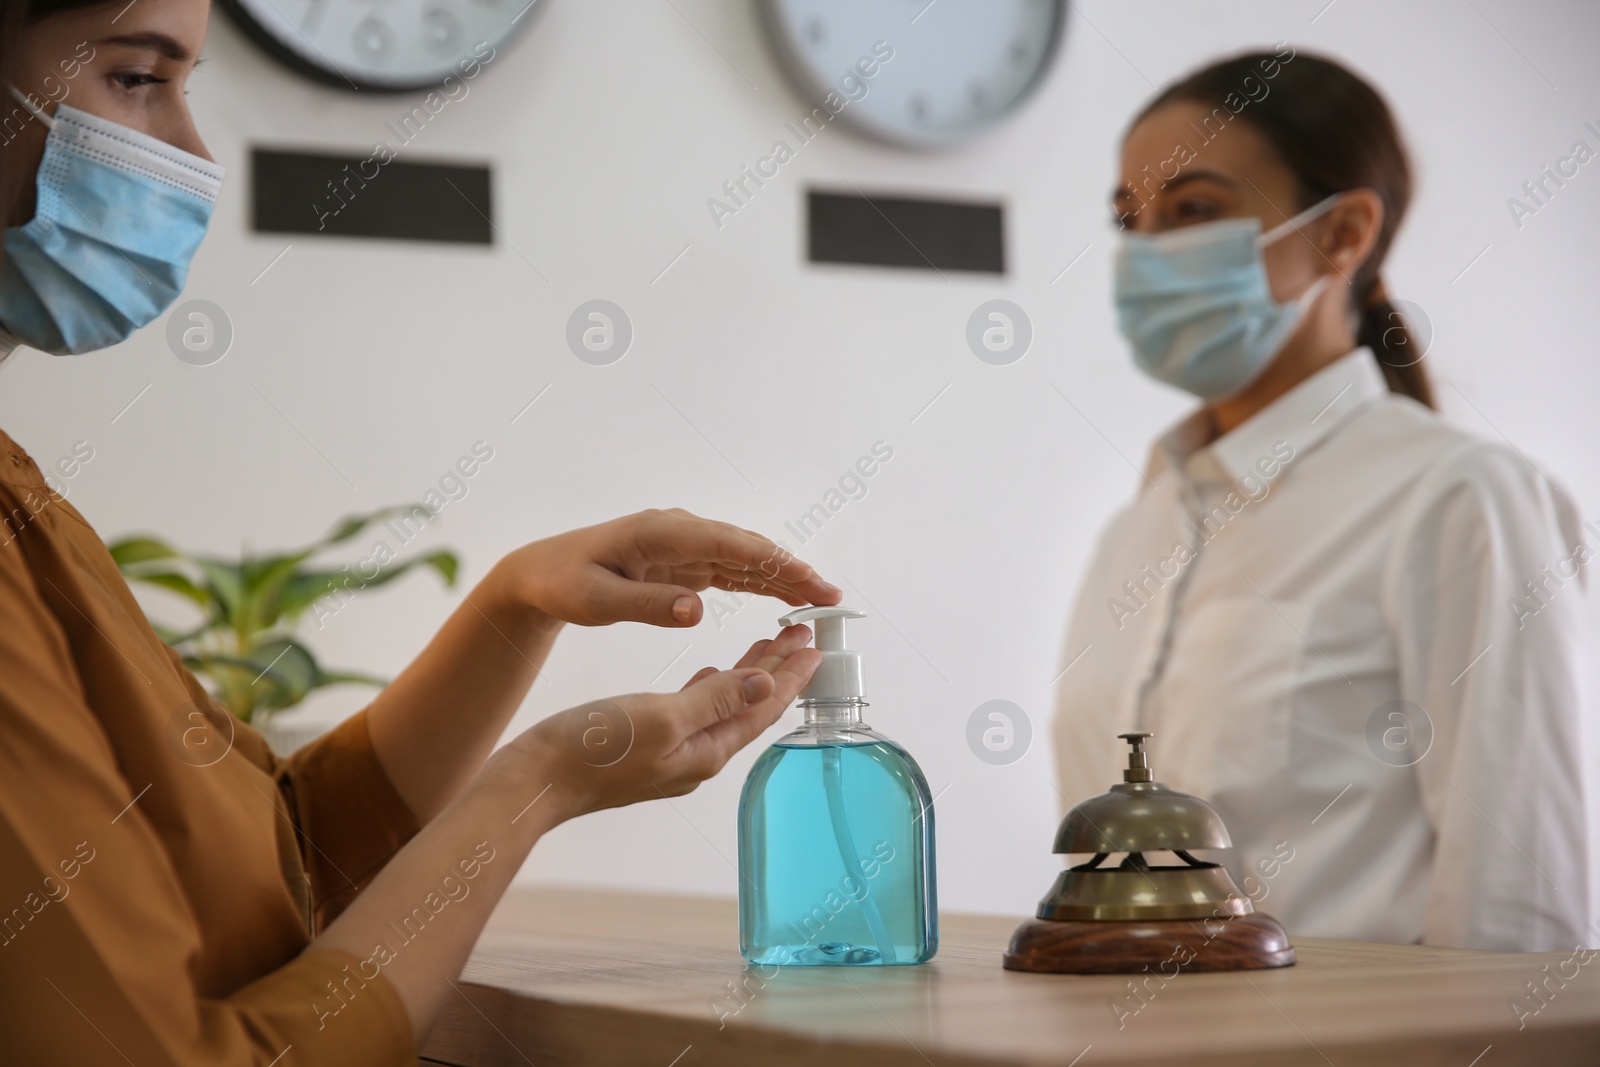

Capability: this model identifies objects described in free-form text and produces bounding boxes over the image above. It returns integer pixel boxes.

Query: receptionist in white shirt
[1052,47,1592,952]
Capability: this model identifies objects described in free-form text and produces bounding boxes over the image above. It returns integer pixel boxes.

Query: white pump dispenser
[738,603,939,967]
[779,606,867,700]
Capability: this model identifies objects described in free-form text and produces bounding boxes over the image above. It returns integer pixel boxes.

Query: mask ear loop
[1292,273,1334,313]
[1255,192,1342,249]
[1257,192,1345,311]
[6,85,55,129]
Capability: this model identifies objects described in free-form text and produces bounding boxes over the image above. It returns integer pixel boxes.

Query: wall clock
[220,0,541,92]
[758,0,1066,149]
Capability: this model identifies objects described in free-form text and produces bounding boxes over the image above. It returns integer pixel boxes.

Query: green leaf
[318,505,433,550]
[187,652,264,676]
[160,620,216,647]
[416,549,459,588]
[241,552,315,635]
[183,653,262,722]
[275,549,459,623]
[248,638,321,708]
[345,550,462,595]
[124,568,213,610]
[316,668,390,688]
[192,557,246,629]
[189,641,314,713]
[274,569,355,624]
[238,638,386,711]
[108,536,181,567]
[106,502,456,721]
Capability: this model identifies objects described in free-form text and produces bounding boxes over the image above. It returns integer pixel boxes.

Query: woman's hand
[501,623,821,821]
[366,509,836,825]
[318,626,821,1044]
[494,508,841,628]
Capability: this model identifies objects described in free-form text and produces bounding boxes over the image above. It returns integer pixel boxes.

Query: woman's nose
[173,123,215,164]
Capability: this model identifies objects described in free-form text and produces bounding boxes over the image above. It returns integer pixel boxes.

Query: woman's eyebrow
[1110,168,1240,204]
[98,31,192,62]
[1163,169,1240,190]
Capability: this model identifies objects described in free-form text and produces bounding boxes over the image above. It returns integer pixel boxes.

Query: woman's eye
[1173,199,1220,222]
[112,73,167,90]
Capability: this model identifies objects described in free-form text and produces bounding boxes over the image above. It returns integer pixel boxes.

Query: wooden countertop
[418,886,1600,1066]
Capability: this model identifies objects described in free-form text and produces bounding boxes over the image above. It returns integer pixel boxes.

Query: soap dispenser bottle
[737,606,938,966]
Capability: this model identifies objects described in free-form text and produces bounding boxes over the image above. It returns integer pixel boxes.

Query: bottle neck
[800,697,868,728]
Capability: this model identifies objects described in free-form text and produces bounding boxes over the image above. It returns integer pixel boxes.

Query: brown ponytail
[1357,277,1434,408]
[1139,50,1435,409]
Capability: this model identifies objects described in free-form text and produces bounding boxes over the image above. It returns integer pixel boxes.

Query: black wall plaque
[807,189,1004,274]
[251,148,492,244]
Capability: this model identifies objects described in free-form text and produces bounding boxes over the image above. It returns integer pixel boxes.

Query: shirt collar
[1144,346,1390,494]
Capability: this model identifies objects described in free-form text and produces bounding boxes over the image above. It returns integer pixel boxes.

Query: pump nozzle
[779,606,866,700]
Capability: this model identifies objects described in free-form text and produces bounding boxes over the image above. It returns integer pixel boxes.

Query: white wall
[2,0,1597,920]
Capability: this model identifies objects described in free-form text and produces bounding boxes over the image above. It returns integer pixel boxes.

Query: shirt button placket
[1133,472,1209,733]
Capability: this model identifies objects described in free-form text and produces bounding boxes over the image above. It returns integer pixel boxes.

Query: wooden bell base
[1002,912,1296,974]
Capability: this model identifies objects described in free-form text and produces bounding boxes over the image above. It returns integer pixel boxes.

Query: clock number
[423,7,464,54]
[352,15,396,64]
[224,0,529,91]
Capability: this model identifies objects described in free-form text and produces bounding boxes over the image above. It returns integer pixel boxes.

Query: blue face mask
[0,86,224,355]
[1113,194,1341,400]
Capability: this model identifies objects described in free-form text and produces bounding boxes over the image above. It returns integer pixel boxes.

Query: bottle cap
[778,606,866,700]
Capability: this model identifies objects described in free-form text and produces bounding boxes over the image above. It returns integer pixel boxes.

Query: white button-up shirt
[1051,347,1592,951]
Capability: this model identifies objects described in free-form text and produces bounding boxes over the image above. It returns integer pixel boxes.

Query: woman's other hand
[364,510,836,826]
[501,624,820,821]
[494,508,841,628]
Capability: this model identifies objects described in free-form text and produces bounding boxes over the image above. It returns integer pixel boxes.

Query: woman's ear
[1324,188,1384,277]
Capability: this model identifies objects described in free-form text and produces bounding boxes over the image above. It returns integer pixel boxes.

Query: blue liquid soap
[737,607,937,966]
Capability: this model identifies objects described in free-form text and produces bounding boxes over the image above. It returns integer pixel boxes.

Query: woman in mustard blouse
[0,1,833,1062]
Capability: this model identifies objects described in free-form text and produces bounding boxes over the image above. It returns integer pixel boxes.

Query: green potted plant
[109,505,458,748]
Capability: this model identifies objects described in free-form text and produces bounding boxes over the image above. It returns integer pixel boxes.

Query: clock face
[220,0,538,92]
[758,0,1066,149]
